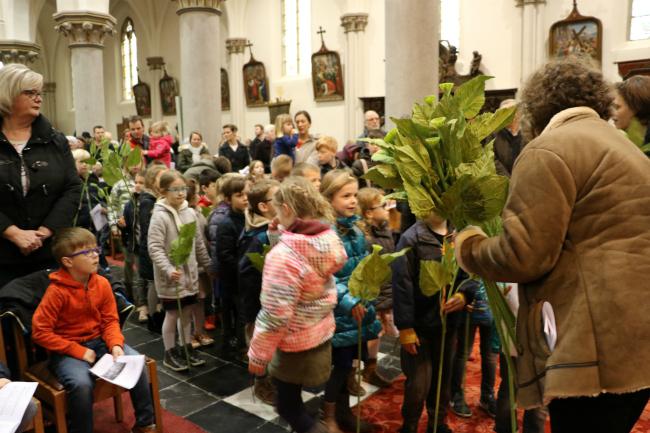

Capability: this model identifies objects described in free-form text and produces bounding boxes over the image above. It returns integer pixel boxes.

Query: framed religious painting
[221,68,230,111]
[159,70,179,116]
[311,30,344,102]
[243,58,269,107]
[549,1,602,65]
[132,79,151,118]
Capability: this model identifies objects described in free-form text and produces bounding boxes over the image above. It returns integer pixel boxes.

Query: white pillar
[385,0,439,127]
[53,11,115,135]
[518,0,546,83]
[226,37,247,134]
[177,0,223,152]
[341,13,368,141]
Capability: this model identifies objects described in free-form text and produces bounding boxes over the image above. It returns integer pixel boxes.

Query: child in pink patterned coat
[248,176,347,433]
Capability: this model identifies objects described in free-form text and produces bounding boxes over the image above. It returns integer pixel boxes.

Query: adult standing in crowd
[0,64,81,288]
[493,99,523,177]
[219,124,250,172]
[249,124,272,172]
[612,75,650,155]
[455,59,650,433]
[358,110,384,140]
[294,110,318,164]
[128,115,150,153]
[177,131,210,173]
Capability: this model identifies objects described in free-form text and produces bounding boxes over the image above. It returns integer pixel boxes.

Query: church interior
[1,0,650,433]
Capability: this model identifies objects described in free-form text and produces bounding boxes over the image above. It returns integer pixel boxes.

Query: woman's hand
[3,226,43,255]
[36,226,52,240]
[351,304,366,324]
[248,362,266,376]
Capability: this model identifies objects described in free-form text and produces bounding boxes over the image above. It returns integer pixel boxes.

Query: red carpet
[355,342,650,433]
[94,393,207,433]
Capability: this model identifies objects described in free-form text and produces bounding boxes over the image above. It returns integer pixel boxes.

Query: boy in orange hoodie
[32,227,155,433]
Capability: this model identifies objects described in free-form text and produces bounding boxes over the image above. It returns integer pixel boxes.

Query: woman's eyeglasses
[22,89,43,100]
[68,247,102,258]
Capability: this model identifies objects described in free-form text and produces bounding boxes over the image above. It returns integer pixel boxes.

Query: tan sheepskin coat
[459,107,650,408]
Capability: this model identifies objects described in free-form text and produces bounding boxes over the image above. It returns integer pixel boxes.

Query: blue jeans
[50,339,154,433]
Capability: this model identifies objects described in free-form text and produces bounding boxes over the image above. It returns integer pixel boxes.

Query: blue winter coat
[392,220,478,336]
[273,134,298,160]
[332,216,381,348]
[238,224,269,324]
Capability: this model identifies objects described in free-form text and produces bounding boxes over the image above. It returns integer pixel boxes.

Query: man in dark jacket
[219,124,250,172]
[392,215,478,433]
[0,114,82,287]
[492,99,523,177]
[249,124,272,172]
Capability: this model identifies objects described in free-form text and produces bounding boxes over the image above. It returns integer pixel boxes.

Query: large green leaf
[440,174,508,228]
[626,117,646,147]
[363,165,403,190]
[371,149,395,165]
[245,244,272,272]
[403,181,436,219]
[419,260,448,297]
[126,145,143,168]
[454,75,492,119]
[102,164,122,187]
[469,106,517,141]
[349,245,409,301]
[169,222,197,267]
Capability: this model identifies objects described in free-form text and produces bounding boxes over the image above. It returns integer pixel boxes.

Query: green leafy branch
[245,244,272,273]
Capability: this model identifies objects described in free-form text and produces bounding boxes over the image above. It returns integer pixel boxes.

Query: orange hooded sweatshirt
[32,269,124,360]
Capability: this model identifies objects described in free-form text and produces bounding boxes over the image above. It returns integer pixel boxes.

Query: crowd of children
[32,120,523,433]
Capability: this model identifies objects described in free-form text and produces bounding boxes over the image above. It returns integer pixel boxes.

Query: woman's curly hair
[520,58,613,139]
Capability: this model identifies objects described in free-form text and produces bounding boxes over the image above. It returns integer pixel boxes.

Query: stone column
[177,0,223,151]
[42,82,57,125]
[0,40,40,64]
[385,0,439,127]
[54,11,115,135]
[226,37,247,135]
[517,0,546,83]
[341,13,368,140]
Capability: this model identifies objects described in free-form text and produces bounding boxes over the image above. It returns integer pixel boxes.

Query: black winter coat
[249,138,272,171]
[122,192,140,253]
[392,220,478,335]
[215,208,245,296]
[75,173,104,232]
[365,222,395,310]
[237,225,269,323]
[138,191,157,280]
[0,115,82,267]
[219,142,250,172]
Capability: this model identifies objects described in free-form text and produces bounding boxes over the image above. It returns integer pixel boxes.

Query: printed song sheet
[0,381,38,433]
[89,354,145,390]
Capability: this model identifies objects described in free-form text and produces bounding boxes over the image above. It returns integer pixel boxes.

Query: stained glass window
[121,18,139,100]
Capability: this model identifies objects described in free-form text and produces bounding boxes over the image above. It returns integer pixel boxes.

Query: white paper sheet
[89,354,145,390]
[0,381,38,433]
[542,301,557,351]
[90,203,108,232]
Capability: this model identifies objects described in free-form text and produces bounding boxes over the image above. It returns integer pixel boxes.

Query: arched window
[281,0,311,77]
[441,0,460,50]
[121,18,139,101]
[630,0,650,41]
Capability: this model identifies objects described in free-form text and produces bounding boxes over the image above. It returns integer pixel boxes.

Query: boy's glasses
[168,187,188,194]
[371,202,389,210]
[68,247,102,258]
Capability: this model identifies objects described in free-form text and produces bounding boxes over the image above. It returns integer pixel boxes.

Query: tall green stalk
[356,320,363,433]
[175,276,192,370]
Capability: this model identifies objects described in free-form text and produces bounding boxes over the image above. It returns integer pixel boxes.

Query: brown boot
[347,370,366,397]
[362,359,392,388]
[336,391,376,433]
[254,376,276,406]
[321,401,344,433]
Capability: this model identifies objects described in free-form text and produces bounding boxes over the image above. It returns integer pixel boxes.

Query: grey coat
[147,200,211,299]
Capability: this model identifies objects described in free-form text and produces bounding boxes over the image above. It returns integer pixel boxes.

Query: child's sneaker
[185,344,207,367]
[450,393,472,418]
[204,315,216,331]
[163,349,188,372]
[479,395,497,418]
[196,333,214,346]
[190,336,201,349]
[137,306,148,323]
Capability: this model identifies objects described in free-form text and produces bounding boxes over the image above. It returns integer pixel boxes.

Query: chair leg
[113,394,124,422]
[33,399,45,433]
[147,361,163,433]
[54,397,68,433]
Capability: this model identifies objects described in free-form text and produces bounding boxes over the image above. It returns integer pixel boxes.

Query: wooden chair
[5,317,163,433]
[0,316,44,433]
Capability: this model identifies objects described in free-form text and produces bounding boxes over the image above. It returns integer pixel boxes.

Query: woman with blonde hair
[0,64,81,286]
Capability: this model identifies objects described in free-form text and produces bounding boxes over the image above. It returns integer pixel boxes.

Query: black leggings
[273,378,316,433]
[324,365,351,402]
[548,388,650,433]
